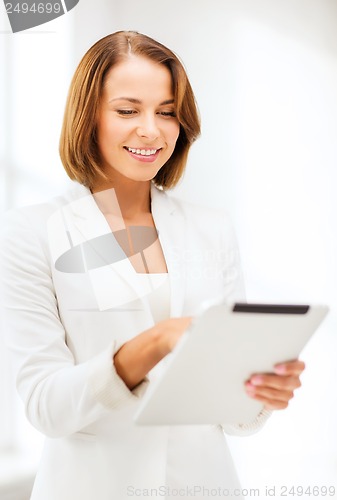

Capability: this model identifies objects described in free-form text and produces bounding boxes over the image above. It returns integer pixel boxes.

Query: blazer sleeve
[0,208,149,439]
[219,211,246,304]
[221,409,272,436]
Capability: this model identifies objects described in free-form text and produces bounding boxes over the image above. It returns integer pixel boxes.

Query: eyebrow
[108,97,175,105]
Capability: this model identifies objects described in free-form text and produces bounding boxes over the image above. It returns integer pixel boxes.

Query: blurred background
[0,0,336,498]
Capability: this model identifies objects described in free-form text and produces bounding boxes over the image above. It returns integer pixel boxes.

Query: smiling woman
[1,30,305,500]
[59,31,200,191]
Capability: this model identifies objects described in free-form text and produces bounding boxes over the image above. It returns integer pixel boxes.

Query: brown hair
[59,31,201,190]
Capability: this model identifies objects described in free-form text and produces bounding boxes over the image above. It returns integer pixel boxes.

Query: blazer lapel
[151,184,186,318]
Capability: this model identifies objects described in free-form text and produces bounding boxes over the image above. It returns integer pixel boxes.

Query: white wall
[1,0,337,495]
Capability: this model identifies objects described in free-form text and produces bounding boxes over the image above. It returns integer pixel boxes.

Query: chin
[124,166,162,183]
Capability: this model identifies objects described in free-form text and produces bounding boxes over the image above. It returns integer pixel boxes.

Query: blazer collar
[150,184,186,317]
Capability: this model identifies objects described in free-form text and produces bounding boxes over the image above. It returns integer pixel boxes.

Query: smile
[124,147,160,157]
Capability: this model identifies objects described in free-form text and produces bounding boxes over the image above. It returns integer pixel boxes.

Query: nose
[136,114,160,142]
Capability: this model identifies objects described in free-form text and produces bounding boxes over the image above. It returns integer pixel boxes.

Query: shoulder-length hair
[59,31,201,190]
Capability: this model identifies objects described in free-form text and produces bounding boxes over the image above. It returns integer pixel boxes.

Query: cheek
[97,118,131,148]
[167,121,180,145]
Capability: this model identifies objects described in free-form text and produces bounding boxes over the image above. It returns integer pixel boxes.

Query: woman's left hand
[245,360,305,410]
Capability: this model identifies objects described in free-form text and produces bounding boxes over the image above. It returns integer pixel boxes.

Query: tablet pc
[134,302,328,425]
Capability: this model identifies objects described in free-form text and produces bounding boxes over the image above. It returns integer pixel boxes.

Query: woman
[1,31,304,500]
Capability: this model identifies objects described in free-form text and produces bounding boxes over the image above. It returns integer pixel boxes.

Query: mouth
[123,146,162,163]
[124,146,161,157]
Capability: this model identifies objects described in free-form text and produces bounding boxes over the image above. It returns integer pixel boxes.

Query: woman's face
[95,55,180,187]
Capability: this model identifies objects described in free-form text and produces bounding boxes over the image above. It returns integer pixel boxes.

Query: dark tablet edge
[233,303,310,314]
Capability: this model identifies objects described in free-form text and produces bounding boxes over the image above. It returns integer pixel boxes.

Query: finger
[254,396,290,411]
[274,359,305,376]
[245,383,294,409]
[246,383,294,402]
[249,374,302,391]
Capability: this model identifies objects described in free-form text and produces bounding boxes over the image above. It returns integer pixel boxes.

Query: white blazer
[1,182,270,500]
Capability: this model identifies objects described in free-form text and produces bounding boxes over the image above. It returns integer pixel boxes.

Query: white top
[137,272,170,323]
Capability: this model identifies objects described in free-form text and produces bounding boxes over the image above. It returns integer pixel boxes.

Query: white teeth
[127,147,158,156]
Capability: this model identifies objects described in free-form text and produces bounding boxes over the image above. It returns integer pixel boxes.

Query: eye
[116,109,137,116]
[158,111,176,117]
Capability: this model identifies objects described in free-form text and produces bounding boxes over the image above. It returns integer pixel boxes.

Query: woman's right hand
[159,316,193,353]
[114,316,193,390]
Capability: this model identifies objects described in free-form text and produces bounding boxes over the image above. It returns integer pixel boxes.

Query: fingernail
[250,376,263,386]
[274,364,286,374]
[245,382,256,394]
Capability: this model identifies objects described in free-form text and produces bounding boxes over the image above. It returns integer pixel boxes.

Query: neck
[91,178,152,220]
